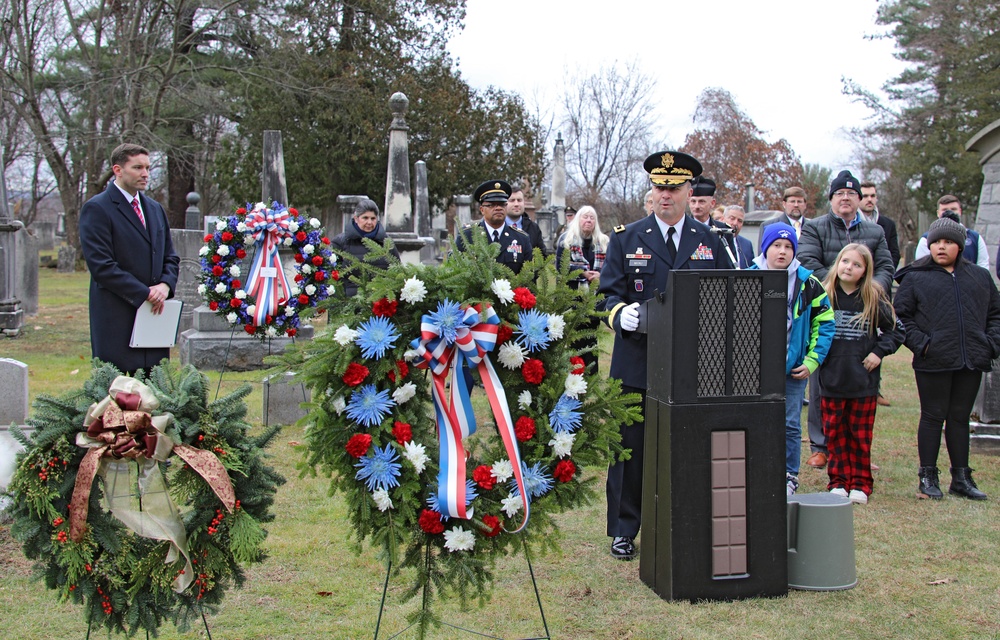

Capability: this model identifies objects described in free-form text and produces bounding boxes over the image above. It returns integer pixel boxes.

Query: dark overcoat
[79,182,179,374]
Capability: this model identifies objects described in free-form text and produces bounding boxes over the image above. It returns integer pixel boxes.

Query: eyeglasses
[483,203,507,210]
[833,190,858,198]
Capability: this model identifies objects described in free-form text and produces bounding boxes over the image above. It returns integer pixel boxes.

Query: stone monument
[0,358,30,510]
[0,147,25,337]
[414,160,437,264]
[383,92,426,264]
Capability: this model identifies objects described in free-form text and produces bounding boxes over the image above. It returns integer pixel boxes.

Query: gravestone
[57,245,77,273]
[16,230,39,316]
[455,195,472,229]
[0,147,26,336]
[0,358,30,510]
[171,228,207,334]
[414,160,437,264]
[262,372,311,426]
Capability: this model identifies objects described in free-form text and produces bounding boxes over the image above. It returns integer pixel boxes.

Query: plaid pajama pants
[821,396,878,495]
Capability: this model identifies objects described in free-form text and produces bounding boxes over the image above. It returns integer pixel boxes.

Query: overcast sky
[447,0,908,177]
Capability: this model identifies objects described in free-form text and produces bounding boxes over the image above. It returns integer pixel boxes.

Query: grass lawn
[1,265,999,639]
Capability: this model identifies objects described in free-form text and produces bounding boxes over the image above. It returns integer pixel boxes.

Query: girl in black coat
[894,217,1000,500]
[330,199,401,297]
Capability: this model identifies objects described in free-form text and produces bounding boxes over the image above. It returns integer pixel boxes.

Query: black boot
[949,467,988,500]
[917,466,943,500]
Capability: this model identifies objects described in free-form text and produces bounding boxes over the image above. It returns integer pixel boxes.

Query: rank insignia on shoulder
[614,224,625,233]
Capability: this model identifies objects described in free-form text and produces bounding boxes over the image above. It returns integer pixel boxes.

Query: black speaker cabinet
[639,270,788,602]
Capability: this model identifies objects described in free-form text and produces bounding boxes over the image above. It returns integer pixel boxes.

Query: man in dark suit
[598,151,734,560]
[505,184,547,256]
[721,205,755,268]
[456,180,533,274]
[759,186,808,252]
[79,143,180,375]
[859,181,900,271]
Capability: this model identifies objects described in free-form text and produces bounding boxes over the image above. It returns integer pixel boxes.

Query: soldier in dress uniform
[456,180,533,275]
[598,150,734,560]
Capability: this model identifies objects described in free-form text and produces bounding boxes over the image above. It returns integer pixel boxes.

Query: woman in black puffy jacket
[894,217,1000,501]
[330,198,401,297]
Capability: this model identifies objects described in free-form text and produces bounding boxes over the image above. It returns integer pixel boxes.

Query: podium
[639,270,788,601]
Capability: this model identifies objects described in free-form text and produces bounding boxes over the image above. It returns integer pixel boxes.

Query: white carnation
[266,326,278,337]
[287,221,299,233]
[549,432,576,458]
[284,306,295,317]
[226,312,238,324]
[229,265,240,277]
[199,245,209,256]
[326,285,336,296]
[517,390,532,410]
[372,488,393,512]
[214,283,227,294]
[255,202,267,211]
[501,494,522,518]
[564,373,588,398]
[303,244,315,255]
[301,264,312,274]
[332,395,346,414]
[491,279,515,304]
[393,382,417,404]
[403,349,420,362]
[497,342,526,370]
[443,526,475,552]
[236,222,248,232]
[244,234,254,244]
[246,304,256,317]
[235,289,247,300]
[403,441,428,474]
[216,219,227,231]
[283,237,293,246]
[305,284,317,295]
[290,286,301,296]
[400,277,428,304]
[491,459,514,483]
[216,245,230,256]
[334,325,358,345]
[310,218,321,229]
[547,314,566,340]
[197,284,207,295]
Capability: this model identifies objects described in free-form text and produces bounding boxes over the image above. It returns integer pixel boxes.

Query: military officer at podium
[598,151,733,560]
[456,179,533,274]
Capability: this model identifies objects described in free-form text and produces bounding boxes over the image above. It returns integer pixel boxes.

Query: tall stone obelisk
[552,133,568,224]
[383,92,425,264]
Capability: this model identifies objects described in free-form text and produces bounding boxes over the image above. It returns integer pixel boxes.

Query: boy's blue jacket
[750,257,835,374]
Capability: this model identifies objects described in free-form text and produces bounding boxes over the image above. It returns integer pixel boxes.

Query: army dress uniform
[597,151,733,559]
[455,179,534,275]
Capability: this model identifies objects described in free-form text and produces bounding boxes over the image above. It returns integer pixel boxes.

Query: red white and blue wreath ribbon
[244,203,292,326]
[410,303,530,532]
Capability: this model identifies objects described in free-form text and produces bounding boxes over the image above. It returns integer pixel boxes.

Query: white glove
[620,302,640,332]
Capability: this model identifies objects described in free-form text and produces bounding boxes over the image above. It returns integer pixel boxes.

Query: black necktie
[667,227,677,261]
[492,229,499,242]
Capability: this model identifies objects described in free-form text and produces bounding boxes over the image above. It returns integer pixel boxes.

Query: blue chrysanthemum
[428,299,466,345]
[345,384,395,428]
[426,480,478,518]
[549,394,583,433]
[355,316,400,360]
[515,309,551,353]
[510,461,553,499]
[355,444,402,491]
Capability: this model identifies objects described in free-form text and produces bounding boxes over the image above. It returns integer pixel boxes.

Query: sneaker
[849,490,869,504]
[610,536,636,560]
[786,474,799,496]
[830,487,849,498]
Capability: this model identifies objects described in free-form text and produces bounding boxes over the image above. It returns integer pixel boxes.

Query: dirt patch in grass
[0,526,34,577]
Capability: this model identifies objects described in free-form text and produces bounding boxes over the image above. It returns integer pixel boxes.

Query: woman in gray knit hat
[894,216,1000,500]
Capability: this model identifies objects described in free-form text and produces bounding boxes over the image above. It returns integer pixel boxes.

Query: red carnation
[293,253,305,264]
[322,236,331,245]
[553,459,577,483]
[496,324,513,345]
[513,287,536,309]
[473,465,497,490]
[392,421,412,444]
[342,363,369,387]
[419,509,445,534]
[312,256,324,266]
[345,433,372,458]
[221,231,234,242]
[522,359,545,384]
[315,271,327,282]
[229,298,242,308]
[570,356,586,375]
[295,231,307,242]
[236,249,247,259]
[298,294,310,305]
[244,324,255,335]
[387,360,409,383]
[482,514,502,538]
[287,328,297,337]
[203,234,212,242]
[332,270,340,281]
[231,279,241,289]
[236,207,247,215]
[372,298,398,318]
[294,274,303,282]
[288,207,299,216]
[514,416,536,442]
[212,265,224,276]
[211,254,222,264]
[208,301,218,311]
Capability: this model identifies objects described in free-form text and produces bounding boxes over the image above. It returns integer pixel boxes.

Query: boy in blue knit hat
[750,223,835,495]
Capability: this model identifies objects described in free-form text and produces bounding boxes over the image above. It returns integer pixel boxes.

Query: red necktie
[131,197,146,228]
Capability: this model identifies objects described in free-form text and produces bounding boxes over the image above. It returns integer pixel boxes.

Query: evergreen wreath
[6,362,284,637]
[198,201,337,339]
[274,232,641,633]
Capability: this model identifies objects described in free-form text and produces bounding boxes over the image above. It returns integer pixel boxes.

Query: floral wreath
[6,363,284,637]
[277,231,640,622]
[198,201,337,339]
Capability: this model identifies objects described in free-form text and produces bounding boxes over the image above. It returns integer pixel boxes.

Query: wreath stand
[372,538,551,640]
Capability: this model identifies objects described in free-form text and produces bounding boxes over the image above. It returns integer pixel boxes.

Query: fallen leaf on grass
[34,326,42,330]
[69,369,79,375]
[287,441,301,446]
[927,577,954,585]
[316,591,333,597]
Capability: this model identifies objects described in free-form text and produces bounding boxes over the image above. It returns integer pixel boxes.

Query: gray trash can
[786,493,857,590]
